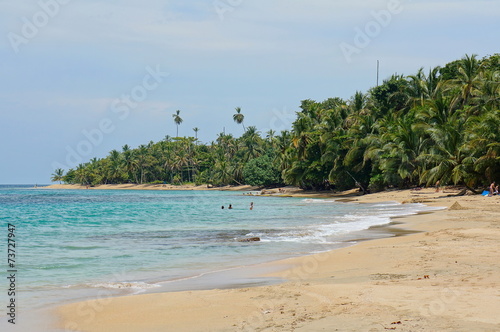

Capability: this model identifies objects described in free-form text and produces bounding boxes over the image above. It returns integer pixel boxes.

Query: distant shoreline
[42,183,475,202]
[43,183,260,191]
[42,183,346,197]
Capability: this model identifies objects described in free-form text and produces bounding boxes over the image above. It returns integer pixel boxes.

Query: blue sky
[1,0,499,184]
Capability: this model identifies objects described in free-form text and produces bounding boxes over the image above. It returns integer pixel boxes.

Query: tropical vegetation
[56,54,500,191]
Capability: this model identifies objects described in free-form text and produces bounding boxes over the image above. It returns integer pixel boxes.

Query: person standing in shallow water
[250,202,254,210]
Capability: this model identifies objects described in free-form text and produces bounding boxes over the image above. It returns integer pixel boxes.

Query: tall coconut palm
[172,110,183,137]
[122,145,136,182]
[265,129,277,153]
[368,113,429,186]
[419,111,478,188]
[75,164,91,185]
[216,133,237,159]
[454,54,482,107]
[240,126,263,162]
[405,67,443,108]
[213,159,234,185]
[108,150,124,183]
[420,92,455,127]
[468,109,500,182]
[350,91,369,114]
[193,127,199,143]
[135,145,154,184]
[51,168,65,184]
[475,70,500,112]
[173,149,189,183]
[233,107,246,132]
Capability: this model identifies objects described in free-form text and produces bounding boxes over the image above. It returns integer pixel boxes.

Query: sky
[0,0,499,184]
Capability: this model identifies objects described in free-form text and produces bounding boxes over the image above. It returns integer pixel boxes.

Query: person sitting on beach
[490,182,496,196]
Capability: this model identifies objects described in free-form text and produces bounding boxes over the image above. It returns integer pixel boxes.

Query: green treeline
[54,54,500,191]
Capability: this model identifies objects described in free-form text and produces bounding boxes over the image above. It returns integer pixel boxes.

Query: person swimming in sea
[228,204,233,209]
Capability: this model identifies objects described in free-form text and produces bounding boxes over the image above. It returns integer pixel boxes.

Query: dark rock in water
[238,237,261,242]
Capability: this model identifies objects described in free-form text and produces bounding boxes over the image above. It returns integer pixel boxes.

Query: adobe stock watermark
[419,287,461,317]
[51,65,169,171]
[7,0,72,54]
[213,0,244,21]
[339,0,406,64]
[261,107,295,134]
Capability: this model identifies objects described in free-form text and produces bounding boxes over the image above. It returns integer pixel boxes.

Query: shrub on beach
[243,155,281,187]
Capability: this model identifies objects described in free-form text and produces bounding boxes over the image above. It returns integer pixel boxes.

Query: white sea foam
[246,202,441,245]
[369,201,401,207]
[301,198,336,203]
[63,281,160,290]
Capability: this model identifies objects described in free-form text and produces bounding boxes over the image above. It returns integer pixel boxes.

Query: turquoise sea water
[0,185,438,314]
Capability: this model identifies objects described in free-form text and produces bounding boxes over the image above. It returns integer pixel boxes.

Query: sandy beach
[53,188,500,331]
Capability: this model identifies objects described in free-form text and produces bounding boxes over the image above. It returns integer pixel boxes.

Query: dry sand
[54,188,500,331]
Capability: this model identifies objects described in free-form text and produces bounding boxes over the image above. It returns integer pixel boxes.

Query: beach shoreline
[51,188,500,331]
[43,183,261,191]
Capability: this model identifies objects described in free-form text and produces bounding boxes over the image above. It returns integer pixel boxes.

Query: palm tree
[173,150,189,183]
[122,145,136,183]
[475,70,500,112]
[240,126,263,162]
[366,113,429,186]
[468,109,500,183]
[233,107,246,131]
[108,150,123,183]
[193,127,199,143]
[41,54,500,192]
[172,110,183,137]
[350,91,368,114]
[419,111,478,188]
[135,145,154,184]
[212,159,234,185]
[454,54,482,107]
[51,168,65,184]
[75,164,91,185]
[216,133,237,159]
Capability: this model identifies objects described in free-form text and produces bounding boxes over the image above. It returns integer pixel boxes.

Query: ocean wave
[301,198,335,203]
[59,245,104,250]
[64,281,160,290]
[245,213,396,244]
[369,201,401,207]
